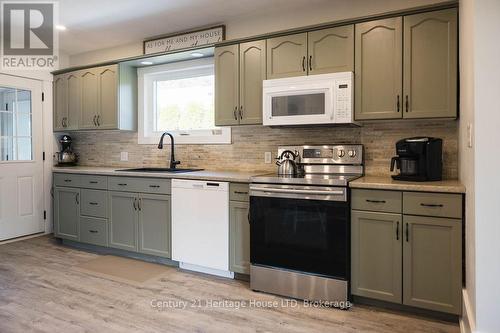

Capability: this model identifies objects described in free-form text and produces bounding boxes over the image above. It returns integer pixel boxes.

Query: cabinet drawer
[351,189,402,213]
[79,217,107,247]
[108,177,171,194]
[80,175,107,190]
[230,183,250,202]
[81,189,108,218]
[403,192,462,218]
[54,173,81,187]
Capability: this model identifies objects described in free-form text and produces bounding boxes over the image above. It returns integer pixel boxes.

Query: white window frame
[137,58,231,145]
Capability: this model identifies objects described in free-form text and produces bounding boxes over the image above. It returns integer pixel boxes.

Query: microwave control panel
[333,73,353,123]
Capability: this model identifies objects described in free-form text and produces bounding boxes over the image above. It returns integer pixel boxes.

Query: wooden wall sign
[143,26,225,55]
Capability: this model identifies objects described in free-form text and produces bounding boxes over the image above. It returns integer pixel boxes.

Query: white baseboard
[0,232,46,245]
[460,288,476,333]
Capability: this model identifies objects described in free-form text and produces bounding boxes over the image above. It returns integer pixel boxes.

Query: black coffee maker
[390,137,442,181]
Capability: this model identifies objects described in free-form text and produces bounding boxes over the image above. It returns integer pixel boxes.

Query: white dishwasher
[171,179,233,278]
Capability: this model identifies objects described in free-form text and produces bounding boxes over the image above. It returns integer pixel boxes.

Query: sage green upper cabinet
[308,25,354,74]
[267,33,307,79]
[66,73,81,130]
[53,63,136,132]
[355,17,403,120]
[215,45,239,126]
[138,193,171,258]
[403,215,462,314]
[215,42,266,126]
[229,201,250,274]
[80,69,99,129]
[108,191,138,252]
[403,9,457,119]
[54,187,80,241]
[53,74,68,131]
[97,65,118,129]
[351,210,402,303]
[54,73,80,131]
[239,40,266,125]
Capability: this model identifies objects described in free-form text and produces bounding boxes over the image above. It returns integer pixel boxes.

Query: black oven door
[250,191,349,279]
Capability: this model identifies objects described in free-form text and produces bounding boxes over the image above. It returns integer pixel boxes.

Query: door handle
[405,223,409,242]
[405,95,409,112]
[396,221,399,240]
[75,193,79,205]
[309,55,312,71]
[138,198,142,211]
[93,115,97,126]
[302,56,306,72]
[239,105,243,120]
[397,95,400,112]
[133,198,137,210]
[233,106,238,120]
[96,115,101,126]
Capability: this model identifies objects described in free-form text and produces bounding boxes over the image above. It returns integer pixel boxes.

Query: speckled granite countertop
[53,166,266,183]
[349,176,465,193]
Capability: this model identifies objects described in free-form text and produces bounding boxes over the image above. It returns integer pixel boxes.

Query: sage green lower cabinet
[54,187,80,241]
[138,194,171,258]
[109,191,138,252]
[229,201,250,274]
[351,210,402,303]
[79,216,108,247]
[403,215,462,314]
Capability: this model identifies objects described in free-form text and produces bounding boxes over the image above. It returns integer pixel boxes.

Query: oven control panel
[278,145,363,165]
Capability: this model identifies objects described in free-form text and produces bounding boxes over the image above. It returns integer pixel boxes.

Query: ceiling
[58,0,333,56]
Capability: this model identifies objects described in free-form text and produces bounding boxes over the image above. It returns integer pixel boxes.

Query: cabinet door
[351,210,402,303]
[138,193,171,258]
[80,69,99,129]
[308,25,354,74]
[266,33,307,79]
[54,187,80,241]
[53,74,68,131]
[97,65,118,129]
[355,18,402,120]
[403,215,462,314]
[403,9,457,119]
[66,72,81,130]
[215,45,239,126]
[239,40,265,125]
[229,201,250,274]
[108,191,138,252]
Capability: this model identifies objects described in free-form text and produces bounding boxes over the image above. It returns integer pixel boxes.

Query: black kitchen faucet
[158,132,181,169]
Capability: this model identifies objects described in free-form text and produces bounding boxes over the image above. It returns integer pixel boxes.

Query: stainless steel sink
[117,167,203,173]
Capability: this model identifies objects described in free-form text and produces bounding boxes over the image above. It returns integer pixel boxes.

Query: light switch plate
[264,152,272,164]
[467,123,473,148]
[120,151,129,161]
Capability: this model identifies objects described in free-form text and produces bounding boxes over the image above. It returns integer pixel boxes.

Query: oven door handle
[251,187,344,196]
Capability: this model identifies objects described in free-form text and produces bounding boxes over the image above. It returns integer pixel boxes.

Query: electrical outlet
[467,123,473,148]
[120,152,129,161]
[264,152,272,164]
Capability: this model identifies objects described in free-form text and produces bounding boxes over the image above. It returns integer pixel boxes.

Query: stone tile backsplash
[69,119,459,179]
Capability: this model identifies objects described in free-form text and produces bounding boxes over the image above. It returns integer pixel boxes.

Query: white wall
[69,0,444,66]
[459,0,476,331]
[473,0,500,332]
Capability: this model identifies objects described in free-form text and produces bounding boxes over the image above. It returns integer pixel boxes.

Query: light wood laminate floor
[0,236,459,333]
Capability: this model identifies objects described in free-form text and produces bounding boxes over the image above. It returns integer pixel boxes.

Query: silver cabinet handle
[138,198,142,211]
[239,105,243,119]
[97,115,100,126]
[396,221,399,240]
[133,198,137,210]
[89,202,98,206]
[233,106,238,120]
[405,223,409,242]
[75,193,79,205]
[420,203,444,208]
[93,115,96,126]
[309,55,313,71]
[89,230,98,234]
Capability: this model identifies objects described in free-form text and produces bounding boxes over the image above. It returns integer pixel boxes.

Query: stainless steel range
[249,144,363,305]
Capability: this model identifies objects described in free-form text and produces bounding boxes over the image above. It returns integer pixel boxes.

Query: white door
[0,74,44,241]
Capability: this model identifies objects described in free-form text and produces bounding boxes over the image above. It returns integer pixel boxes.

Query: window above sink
[138,57,231,145]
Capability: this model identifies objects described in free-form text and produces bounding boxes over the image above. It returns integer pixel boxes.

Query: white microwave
[263,72,354,126]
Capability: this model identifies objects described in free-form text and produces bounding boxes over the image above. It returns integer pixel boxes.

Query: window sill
[138,128,232,145]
